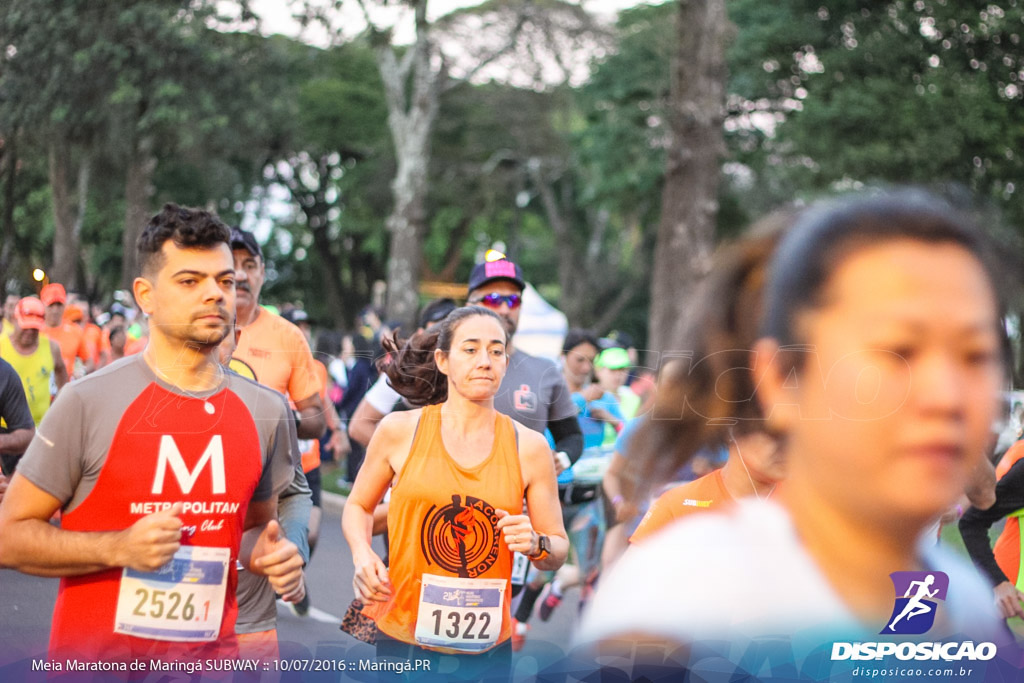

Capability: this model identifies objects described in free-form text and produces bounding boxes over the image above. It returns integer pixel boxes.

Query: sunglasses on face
[470,293,522,310]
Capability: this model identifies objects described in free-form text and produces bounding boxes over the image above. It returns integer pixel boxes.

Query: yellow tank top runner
[0,333,55,425]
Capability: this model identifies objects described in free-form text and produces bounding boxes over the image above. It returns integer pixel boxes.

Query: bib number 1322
[414,574,505,652]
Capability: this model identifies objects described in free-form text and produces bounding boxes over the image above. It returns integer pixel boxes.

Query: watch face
[539,535,549,553]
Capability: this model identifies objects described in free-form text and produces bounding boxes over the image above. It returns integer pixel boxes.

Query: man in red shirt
[0,204,303,663]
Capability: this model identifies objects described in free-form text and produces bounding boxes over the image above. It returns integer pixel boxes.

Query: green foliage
[3,0,1023,342]
[728,0,1024,224]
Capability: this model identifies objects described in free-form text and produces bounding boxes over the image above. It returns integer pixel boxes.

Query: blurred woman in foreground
[578,192,1011,674]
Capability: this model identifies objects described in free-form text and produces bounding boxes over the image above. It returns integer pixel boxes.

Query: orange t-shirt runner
[233,308,322,474]
[233,308,321,405]
[630,468,731,544]
[43,322,92,375]
[363,404,523,653]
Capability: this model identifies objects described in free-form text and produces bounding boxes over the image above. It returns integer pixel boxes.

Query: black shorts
[305,466,322,508]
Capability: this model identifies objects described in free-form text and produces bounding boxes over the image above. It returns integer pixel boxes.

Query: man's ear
[133,276,154,316]
[751,338,801,434]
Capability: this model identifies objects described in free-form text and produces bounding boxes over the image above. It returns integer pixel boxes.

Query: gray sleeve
[278,466,313,564]
[16,386,87,505]
[252,394,301,502]
[544,367,579,423]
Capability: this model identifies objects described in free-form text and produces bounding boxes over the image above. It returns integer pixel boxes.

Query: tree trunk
[647,0,729,362]
[0,134,18,298]
[48,137,90,289]
[384,146,429,326]
[377,0,442,329]
[121,135,156,288]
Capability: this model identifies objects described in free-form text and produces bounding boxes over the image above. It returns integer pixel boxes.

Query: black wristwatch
[528,534,550,561]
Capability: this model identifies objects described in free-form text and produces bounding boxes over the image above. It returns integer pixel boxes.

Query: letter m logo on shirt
[151,435,227,495]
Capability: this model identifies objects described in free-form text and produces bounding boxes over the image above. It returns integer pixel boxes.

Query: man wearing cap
[229,227,323,646]
[594,346,637,439]
[229,229,325,443]
[0,297,69,426]
[41,283,94,377]
[465,254,583,649]
[466,257,582,463]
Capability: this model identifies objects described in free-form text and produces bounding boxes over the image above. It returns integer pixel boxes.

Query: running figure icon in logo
[882,571,949,635]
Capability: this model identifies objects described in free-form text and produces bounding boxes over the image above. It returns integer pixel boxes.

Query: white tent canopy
[514,283,568,361]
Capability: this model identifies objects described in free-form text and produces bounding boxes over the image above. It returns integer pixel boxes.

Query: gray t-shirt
[19,354,296,512]
[493,350,577,437]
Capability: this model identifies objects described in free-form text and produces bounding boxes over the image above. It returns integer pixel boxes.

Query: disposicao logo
[831,571,997,662]
[882,571,948,635]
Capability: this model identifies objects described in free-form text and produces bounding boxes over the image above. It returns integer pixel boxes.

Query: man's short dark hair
[137,203,232,276]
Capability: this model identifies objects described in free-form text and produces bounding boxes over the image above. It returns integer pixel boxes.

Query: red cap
[40,283,67,306]
[14,297,45,330]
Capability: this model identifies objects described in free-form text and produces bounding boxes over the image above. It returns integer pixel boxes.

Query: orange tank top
[365,403,523,652]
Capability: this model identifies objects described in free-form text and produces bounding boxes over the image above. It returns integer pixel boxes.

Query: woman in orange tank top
[342,306,568,681]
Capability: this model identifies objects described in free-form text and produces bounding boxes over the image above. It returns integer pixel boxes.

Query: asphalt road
[0,494,591,682]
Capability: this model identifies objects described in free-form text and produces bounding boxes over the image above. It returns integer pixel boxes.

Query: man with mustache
[229,227,325,652]
[0,203,302,662]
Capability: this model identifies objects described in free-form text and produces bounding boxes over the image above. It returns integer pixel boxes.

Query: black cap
[418,298,457,328]
[230,226,262,259]
[467,257,525,295]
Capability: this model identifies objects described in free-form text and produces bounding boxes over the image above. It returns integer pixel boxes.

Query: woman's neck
[779,475,924,623]
[441,393,496,435]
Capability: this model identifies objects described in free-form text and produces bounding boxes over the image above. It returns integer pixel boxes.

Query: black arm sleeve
[959,458,1024,587]
[548,415,583,465]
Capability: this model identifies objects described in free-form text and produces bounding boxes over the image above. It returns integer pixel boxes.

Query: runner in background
[624,230,786,544]
[0,203,302,663]
[40,283,94,378]
[343,306,567,681]
[228,227,321,650]
[0,297,69,425]
[562,330,622,448]
[591,348,630,444]
[107,325,128,364]
[64,297,104,369]
[959,431,1024,620]
[338,331,376,483]
[579,193,1010,673]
